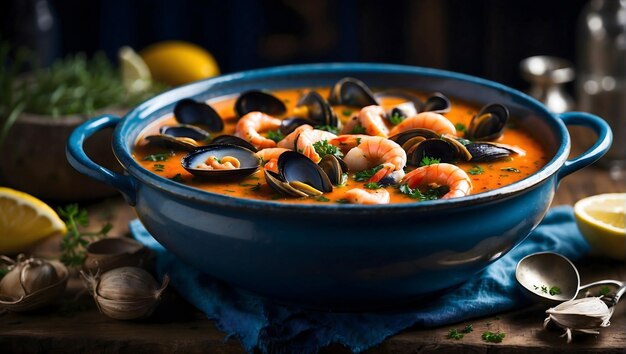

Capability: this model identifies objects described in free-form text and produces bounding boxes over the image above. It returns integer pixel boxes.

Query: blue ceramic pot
[67,63,611,309]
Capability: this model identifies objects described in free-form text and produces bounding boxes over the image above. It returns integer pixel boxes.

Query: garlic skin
[81,266,169,320]
[0,255,69,312]
[544,297,612,342]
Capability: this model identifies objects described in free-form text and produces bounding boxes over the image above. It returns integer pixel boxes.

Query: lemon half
[0,187,67,254]
[140,41,220,86]
[119,46,152,93]
[574,193,626,260]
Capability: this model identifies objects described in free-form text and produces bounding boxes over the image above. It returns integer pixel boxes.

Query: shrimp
[401,163,472,199]
[342,136,407,183]
[195,155,240,170]
[235,111,282,150]
[340,105,389,137]
[328,134,371,155]
[295,129,338,163]
[388,111,456,137]
[256,147,289,174]
[344,188,390,205]
[277,124,313,150]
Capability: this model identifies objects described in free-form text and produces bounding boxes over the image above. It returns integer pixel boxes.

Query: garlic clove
[81,266,169,320]
[0,259,68,312]
[544,297,612,342]
[97,267,164,301]
[21,259,60,294]
[82,237,152,275]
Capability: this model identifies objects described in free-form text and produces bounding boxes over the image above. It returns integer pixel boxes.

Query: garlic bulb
[544,297,612,342]
[81,266,169,320]
[0,255,69,312]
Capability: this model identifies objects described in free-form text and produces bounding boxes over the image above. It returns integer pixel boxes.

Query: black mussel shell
[389,128,440,147]
[328,77,378,107]
[318,155,348,186]
[374,90,420,119]
[160,124,210,141]
[465,103,509,141]
[210,135,258,152]
[466,142,515,162]
[234,90,287,118]
[422,92,451,114]
[264,169,309,197]
[280,117,315,135]
[296,91,337,127]
[145,135,198,151]
[173,99,224,132]
[181,144,260,180]
[406,139,459,166]
[278,151,332,193]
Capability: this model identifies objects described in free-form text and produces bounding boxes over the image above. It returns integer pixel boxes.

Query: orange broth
[133,88,549,204]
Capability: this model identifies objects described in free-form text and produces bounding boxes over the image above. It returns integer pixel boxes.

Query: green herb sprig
[481,330,505,343]
[354,165,384,182]
[313,140,343,159]
[57,204,112,268]
[266,130,285,143]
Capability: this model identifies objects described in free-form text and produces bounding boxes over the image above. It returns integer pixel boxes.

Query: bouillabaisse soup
[133,80,548,205]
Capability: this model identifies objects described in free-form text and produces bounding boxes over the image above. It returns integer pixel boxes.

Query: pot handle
[556,112,612,181]
[66,115,137,205]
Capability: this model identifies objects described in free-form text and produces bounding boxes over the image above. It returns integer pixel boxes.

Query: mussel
[466,142,517,162]
[173,99,224,132]
[328,77,378,107]
[145,124,210,151]
[465,103,509,141]
[390,128,471,165]
[422,92,451,114]
[210,135,258,152]
[265,151,333,197]
[181,144,261,180]
[279,117,313,135]
[234,90,287,118]
[296,91,338,128]
[318,155,348,186]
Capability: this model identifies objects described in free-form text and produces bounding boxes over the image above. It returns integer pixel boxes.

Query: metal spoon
[515,252,623,306]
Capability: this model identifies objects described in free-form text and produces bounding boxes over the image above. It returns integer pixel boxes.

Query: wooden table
[1,130,625,353]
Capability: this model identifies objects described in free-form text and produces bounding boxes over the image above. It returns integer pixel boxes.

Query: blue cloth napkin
[131,206,589,354]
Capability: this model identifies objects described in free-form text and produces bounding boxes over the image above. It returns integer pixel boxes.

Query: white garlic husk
[0,255,69,312]
[544,297,612,343]
[81,266,169,320]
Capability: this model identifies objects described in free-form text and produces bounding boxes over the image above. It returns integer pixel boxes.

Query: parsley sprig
[420,156,441,166]
[313,140,343,159]
[57,204,112,268]
[399,184,448,201]
[354,165,384,182]
[482,331,505,343]
[266,130,285,143]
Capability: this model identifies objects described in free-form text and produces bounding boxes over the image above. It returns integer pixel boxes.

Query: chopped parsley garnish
[533,285,561,296]
[266,130,285,143]
[364,182,382,190]
[153,164,165,172]
[335,198,349,204]
[170,173,185,183]
[342,109,352,117]
[143,153,171,162]
[468,165,484,175]
[500,167,520,173]
[315,125,340,134]
[354,165,384,182]
[356,137,362,145]
[313,140,343,159]
[481,331,505,343]
[419,156,441,166]
[447,325,473,340]
[599,286,611,296]
[316,196,330,202]
[455,122,467,133]
[389,111,404,125]
[399,183,448,201]
[447,329,464,340]
[351,123,366,134]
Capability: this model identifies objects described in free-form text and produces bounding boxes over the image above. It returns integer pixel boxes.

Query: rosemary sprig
[57,204,112,268]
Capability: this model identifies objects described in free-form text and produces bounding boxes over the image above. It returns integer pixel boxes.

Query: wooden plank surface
[1,132,624,353]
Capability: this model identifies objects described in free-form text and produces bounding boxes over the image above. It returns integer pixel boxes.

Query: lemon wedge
[574,193,625,260]
[0,187,67,254]
[139,40,220,86]
[118,46,152,93]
